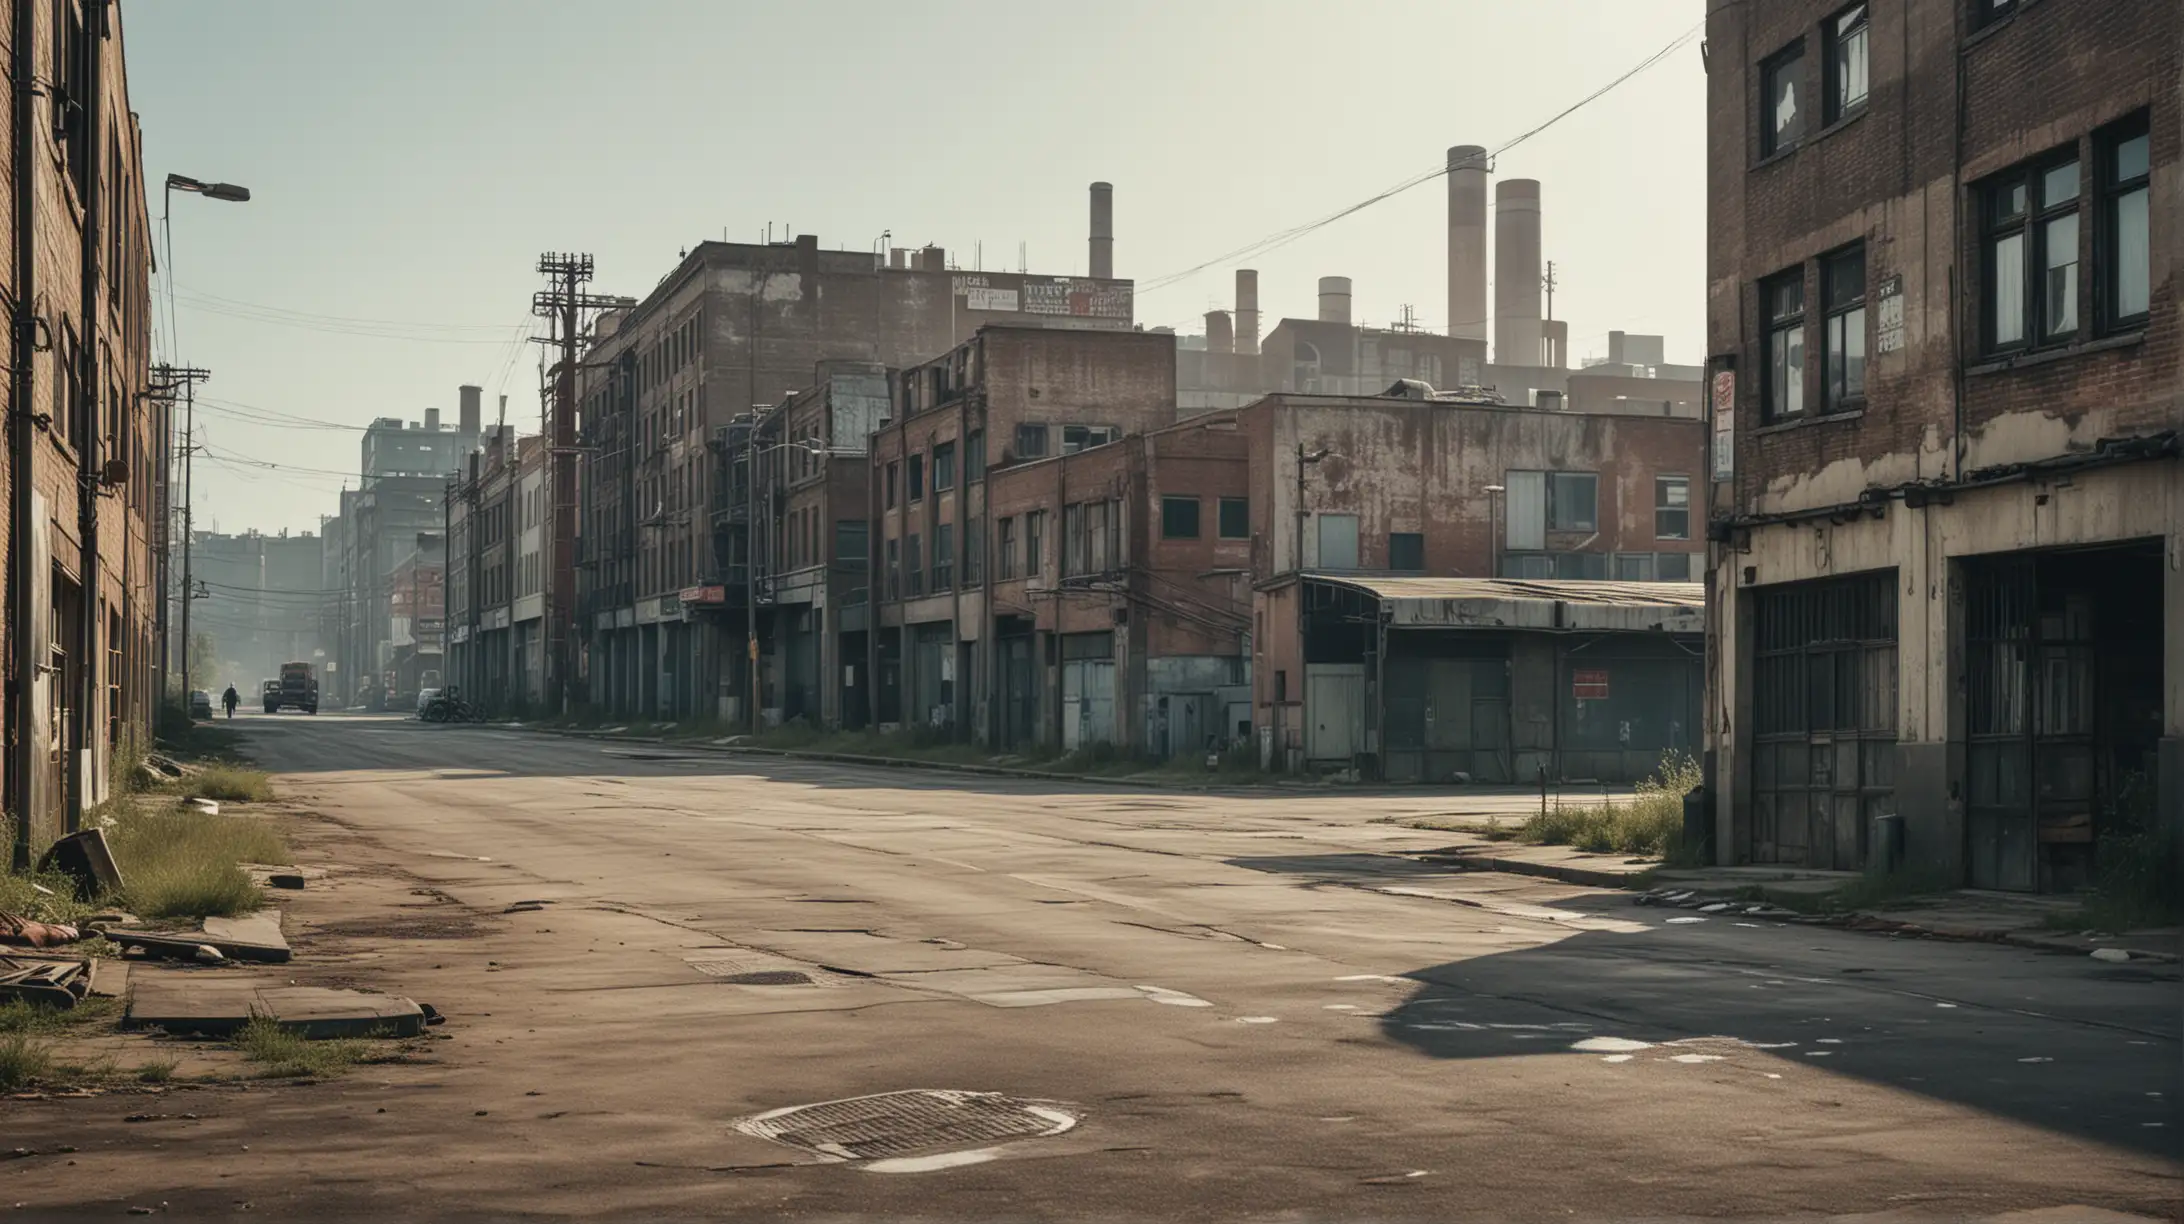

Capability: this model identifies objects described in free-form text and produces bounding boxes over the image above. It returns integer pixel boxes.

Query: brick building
[1703,0,2179,888]
[866,326,1180,741]
[447,427,546,713]
[573,228,1136,724]
[3,0,161,859]
[1245,391,1707,779]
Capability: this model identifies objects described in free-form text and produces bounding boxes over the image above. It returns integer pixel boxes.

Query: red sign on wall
[1572,669,1610,701]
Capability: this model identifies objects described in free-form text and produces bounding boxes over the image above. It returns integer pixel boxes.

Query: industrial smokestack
[1205,311,1234,355]
[1317,276,1352,325]
[1235,269,1260,356]
[1446,145,1489,342]
[1088,181,1114,279]
[425,407,441,432]
[458,384,482,436]
[1494,179,1543,367]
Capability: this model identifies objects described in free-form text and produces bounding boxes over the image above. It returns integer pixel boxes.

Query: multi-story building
[1247,389,1708,781]
[866,325,1179,737]
[3,0,161,854]
[1703,0,2178,889]
[327,390,481,706]
[576,206,1137,723]
[446,427,546,713]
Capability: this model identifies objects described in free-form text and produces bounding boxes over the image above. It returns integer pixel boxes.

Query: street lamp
[743,436,833,733]
[161,172,250,707]
[1483,484,1506,579]
[1293,444,1333,572]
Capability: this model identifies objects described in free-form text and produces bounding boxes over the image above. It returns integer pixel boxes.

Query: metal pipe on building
[8,0,37,865]
[1234,269,1260,356]
[1088,181,1113,279]
[1317,276,1352,325]
[70,0,107,828]
[1205,311,1234,355]
[1494,179,1543,367]
[1446,145,1489,342]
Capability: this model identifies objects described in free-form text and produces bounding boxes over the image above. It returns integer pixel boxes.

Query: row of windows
[1759,2,1868,159]
[1759,110,2150,422]
[1160,495,1251,541]
[883,430,987,508]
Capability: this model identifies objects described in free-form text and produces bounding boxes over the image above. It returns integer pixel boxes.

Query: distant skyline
[129,0,1706,536]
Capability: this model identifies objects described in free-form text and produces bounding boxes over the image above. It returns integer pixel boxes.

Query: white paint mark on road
[1571,1037,1652,1053]
[1335,974,1411,985]
[1816,1038,1843,1044]
[2018,1057,2054,1063]
[1764,1073,1783,1079]
[1665,916,1706,925]
[1670,1054,1724,1063]
[1136,985,1213,1008]
[2090,948,2131,963]
[1935,1003,1957,1008]
[865,1148,1002,1173]
[1600,1054,1635,1063]
[1323,1004,1360,1011]
[1804,1050,1834,1057]
[1237,1016,1278,1025]
[973,987,1146,1008]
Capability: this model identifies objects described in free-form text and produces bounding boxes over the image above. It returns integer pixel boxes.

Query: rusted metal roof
[1303,574,1705,633]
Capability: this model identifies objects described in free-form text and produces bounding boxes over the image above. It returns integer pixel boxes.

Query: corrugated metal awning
[1303,573,1705,634]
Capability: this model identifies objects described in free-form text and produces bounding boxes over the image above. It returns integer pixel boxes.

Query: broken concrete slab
[124,976,428,1038]
[103,910,291,964]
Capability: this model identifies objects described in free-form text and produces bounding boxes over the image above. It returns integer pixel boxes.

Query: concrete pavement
[5,710,2175,1221]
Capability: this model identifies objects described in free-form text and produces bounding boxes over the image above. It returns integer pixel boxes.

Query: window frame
[1024,509,1044,578]
[1981,147,2083,354]
[1821,243,1867,411]
[932,441,956,492]
[965,429,985,483]
[1823,3,1869,126]
[1015,422,1049,458]
[1762,267,1807,422]
[1388,532,1425,572]
[2099,112,2152,333]
[1759,40,1806,159]
[907,452,925,501]
[1655,475,1692,541]
[997,516,1017,579]
[1217,496,1250,540]
[1546,471,1600,533]
[1161,495,1201,540]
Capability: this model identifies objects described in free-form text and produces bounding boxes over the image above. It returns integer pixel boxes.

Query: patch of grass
[2043,778,2180,933]
[134,1057,178,1084]
[173,765,273,804]
[104,803,285,921]
[0,861,101,926]
[232,1017,376,1078]
[0,997,119,1036]
[0,1032,54,1090]
[1520,753,1701,860]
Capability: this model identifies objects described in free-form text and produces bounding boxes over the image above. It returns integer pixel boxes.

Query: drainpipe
[8,0,38,866]
[68,0,107,828]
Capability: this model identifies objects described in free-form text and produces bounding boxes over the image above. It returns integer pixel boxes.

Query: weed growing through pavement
[1520,752,1701,860]
[105,803,286,921]
[134,1057,179,1084]
[0,1031,55,1090]
[232,1017,399,1079]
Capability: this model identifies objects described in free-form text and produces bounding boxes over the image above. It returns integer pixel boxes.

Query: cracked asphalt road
[8,712,2176,1221]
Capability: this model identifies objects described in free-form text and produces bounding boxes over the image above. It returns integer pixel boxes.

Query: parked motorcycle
[419,686,482,724]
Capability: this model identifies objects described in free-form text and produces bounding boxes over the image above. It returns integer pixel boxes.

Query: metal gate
[1966,558,2096,891]
[1305,662,1366,764]
[1061,658,1114,749]
[1749,572,1897,870]
[998,634,1036,749]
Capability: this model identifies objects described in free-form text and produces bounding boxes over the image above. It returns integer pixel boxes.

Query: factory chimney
[1494,179,1543,367]
[1205,311,1234,355]
[1446,145,1489,342]
[1317,276,1353,325]
[1088,181,1114,279]
[1235,269,1260,356]
[458,384,482,436]
[425,407,441,432]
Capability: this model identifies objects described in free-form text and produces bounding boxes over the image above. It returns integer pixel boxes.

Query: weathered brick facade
[1705,0,2181,886]
[2,1,161,859]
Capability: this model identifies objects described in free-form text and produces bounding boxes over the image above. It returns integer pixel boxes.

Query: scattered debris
[35,829,124,899]
[188,798,220,816]
[2091,948,2133,963]
[0,913,81,950]
[0,956,93,1007]
[266,875,306,891]
[105,912,291,965]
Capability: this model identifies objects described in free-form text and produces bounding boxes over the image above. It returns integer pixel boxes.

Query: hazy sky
[129,0,1706,536]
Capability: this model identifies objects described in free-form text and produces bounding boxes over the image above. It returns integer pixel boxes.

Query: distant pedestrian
[221,684,239,719]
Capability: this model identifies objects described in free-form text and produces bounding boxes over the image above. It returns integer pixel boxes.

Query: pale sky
[129,0,1707,537]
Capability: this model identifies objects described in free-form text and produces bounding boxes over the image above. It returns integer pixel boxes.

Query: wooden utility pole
[531,255,618,715]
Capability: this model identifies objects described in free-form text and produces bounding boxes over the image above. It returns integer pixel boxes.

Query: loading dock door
[1061,659,1114,750]
[1306,663,1366,764]
[1749,572,1898,871]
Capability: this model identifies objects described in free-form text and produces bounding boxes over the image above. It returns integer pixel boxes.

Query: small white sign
[1875,273,1906,355]
[965,287,1019,312]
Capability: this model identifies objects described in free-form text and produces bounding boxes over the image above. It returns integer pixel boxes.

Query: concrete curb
[465,721,1334,794]
[1416,848,1649,890]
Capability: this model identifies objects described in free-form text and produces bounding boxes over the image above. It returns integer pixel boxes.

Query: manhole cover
[734,1090,1078,1161]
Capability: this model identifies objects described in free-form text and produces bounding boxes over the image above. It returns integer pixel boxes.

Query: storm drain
[734,1090,1078,1161]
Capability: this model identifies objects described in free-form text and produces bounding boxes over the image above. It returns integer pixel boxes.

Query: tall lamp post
[741,436,833,734]
[161,173,249,707]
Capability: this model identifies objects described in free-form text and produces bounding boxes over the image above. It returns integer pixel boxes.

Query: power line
[1136,20,1703,298]
[172,284,527,334]
[174,294,530,345]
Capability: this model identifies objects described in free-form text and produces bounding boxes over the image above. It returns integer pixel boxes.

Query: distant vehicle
[268,660,319,715]
[260,679,281,712]
[415,687,441,716]
[187,689,213,720]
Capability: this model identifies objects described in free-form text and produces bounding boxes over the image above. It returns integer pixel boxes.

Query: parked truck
[267,660,319,714]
